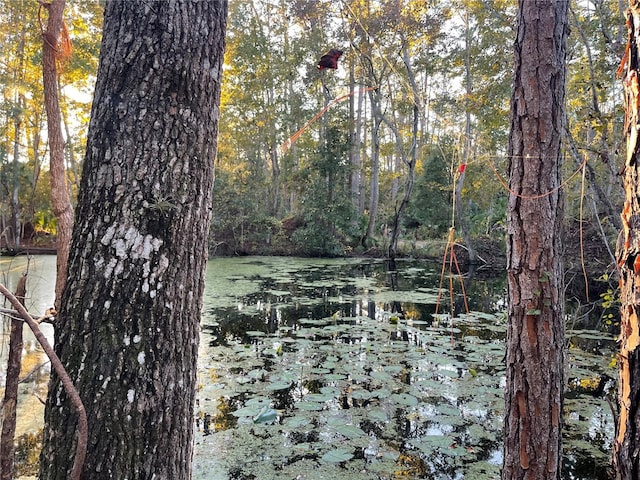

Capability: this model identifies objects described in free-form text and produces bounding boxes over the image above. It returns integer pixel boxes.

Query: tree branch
[0,284,87,480]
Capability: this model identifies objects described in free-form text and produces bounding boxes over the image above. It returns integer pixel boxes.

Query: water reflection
[0,255,615,479]
[195,256,615,480]
[0,255,56,314]
[0,255,56,476]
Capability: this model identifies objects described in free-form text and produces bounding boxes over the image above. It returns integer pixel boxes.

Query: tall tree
[615,3,640,477]
[0,0,31,249]
[454,3,475,264]
[502,0,568,479]
[39,1,228,478]
[386,37,420,259]
[41,0,73,307]
[365,85,383,248]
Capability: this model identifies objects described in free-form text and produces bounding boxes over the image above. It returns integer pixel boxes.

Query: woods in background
[0,0,623,266]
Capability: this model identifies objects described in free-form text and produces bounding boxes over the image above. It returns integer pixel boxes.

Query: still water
[194,256,615,480]
[0,255,616,479]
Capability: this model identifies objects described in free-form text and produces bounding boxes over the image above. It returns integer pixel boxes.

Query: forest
[0,0,623,268]
[0,0,633,479]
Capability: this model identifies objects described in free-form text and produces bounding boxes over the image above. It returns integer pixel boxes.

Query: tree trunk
[364,88,381,248]
[615,3,640,478]
[0,275,27,480]
[11,96,23,249]
[502,0,568,479]
[349,59,363,220]
[41,0,73,308]
[39,1,228,479]
[387,39,419,260]
[59,85,81,204]
[10,17,27,249]
[355,85,365,216]
[457,6,476,264]
[27,110,44,232]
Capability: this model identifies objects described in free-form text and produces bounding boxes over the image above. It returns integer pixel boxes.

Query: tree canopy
[0,0,625,264]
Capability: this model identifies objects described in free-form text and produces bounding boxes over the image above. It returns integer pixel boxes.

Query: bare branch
[0,284,87,480]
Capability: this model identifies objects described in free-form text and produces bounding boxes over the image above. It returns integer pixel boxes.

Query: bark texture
[0,275,26,480]
[41,0,74,308]
[502,1,568,479]
[39,1,228,479]
[615,3,640,477]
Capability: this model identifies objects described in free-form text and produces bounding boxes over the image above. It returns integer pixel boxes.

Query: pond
[193,256,616,480]
[0,255,617,479]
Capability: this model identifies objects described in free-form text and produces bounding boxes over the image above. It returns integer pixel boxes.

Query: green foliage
[0,0,625,257]
[404,147,452,238]
[290,125,359,256]
[210,168,276,254]
[0,0,99,246]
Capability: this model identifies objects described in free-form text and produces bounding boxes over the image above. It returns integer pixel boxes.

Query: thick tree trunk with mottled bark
[615,3,640,478]
[502,1,568,479]
[39,1,228,478]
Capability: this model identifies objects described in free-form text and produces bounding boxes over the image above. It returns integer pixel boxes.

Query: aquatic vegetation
[194,257,615,480]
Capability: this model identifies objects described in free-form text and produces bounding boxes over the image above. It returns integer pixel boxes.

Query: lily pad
[265,380,293,391]
[284,416,311,428]
[297,401,325,411]
[368,409,389,422]
[390,392,419,407]
[321,448,354,463]
[253,406,279,424]
[330,423,367,439]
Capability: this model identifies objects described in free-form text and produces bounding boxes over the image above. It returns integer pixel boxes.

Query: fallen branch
[0,284,87,480]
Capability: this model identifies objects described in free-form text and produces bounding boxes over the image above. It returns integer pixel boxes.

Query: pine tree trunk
[365,117,380,247]
[615,3,640,478]
[39,1,228,478]
[457,6,476,264]
[10,12,27,250]
[387,40,419,260]
[502,0,568,479]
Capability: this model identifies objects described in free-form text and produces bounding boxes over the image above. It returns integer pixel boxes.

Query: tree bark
[349,59,360,219]
[364,88,381,248]
[502,1,568,479]
[39,1,228,479]
[614,3,640,478]
[41,0,73,308]
[0,275,27,480]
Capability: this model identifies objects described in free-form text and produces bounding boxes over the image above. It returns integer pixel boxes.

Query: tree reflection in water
[195,256,614,480]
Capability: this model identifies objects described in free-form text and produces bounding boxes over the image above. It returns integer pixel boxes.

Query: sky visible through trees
[0,0,632,478]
